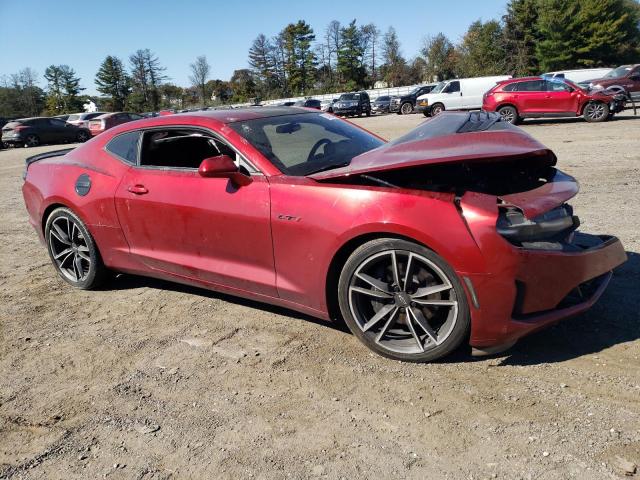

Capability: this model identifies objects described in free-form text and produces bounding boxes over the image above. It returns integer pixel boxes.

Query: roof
[170,106,313,123]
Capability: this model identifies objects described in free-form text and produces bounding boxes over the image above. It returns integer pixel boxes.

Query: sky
[0,0,508,95]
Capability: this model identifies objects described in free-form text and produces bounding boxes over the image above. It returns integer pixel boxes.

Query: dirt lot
[1,111,639,480]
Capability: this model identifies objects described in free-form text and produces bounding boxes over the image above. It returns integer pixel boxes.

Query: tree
[325,20,342,86]
[158,83,184,109]
[381,27,409,87]
[128,49,167,111]
[189,55,211,106]
[360,23,381,84]
[421,33,457,81]
[456,20,506,77]
[502,0,541,76]
[229,69,257,101]
[280,21,316,95]
[338,20,367,90]
[44,65,84,114]
[249,34,280,98]
[95,56,130,111]
[0,68,45,117]
[536,0,640,71]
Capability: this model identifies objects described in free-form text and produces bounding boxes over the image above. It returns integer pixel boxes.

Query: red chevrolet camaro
[21,108,626,362]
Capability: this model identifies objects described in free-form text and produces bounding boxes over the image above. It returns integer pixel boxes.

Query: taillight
[14,126,27,131]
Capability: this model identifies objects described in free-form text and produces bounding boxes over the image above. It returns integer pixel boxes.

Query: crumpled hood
[309,111,556,181]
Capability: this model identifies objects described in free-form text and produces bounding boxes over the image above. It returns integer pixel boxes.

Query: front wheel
[338,238,470,362]
[430,103,445,116]
[76,130,89,142]
[400,102,413,115]
[497,105,519,124]
[45,207,107,289]
[583,101,609,122]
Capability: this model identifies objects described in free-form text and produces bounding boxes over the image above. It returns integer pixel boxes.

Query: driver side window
[139,129,235,169]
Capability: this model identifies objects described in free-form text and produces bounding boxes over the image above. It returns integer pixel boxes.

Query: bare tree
[325,20,341,85]
[189,55,211,105]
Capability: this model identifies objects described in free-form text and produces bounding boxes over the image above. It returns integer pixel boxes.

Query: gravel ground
[1,111,639,480]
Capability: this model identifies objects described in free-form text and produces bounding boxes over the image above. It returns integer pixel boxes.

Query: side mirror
[630,74,640,81]
[198,155,253,187]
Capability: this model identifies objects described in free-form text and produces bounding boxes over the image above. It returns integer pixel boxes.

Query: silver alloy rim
[401,103,412,114]
[348,250,459,354]
[26,135,39,147]
[499,108,515,123]
[48,216,91,282]
[585,103,605,120]
[432,105,443,116]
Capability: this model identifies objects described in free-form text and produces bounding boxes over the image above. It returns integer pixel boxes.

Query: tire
[400,102,413,115]
[430,103,445,116]
[45,207,107,289]
[365,109,371,117]
[25,134,40,147]
[338,238,470,362]
[76,130,89,142]
[497,105,519,124]
[583,101,609,122]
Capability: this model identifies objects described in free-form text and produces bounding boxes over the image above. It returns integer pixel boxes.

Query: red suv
[88,112,144,136]
[482,77,626,124]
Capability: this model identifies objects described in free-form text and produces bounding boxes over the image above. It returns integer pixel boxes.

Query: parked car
[0,117,7,149]
[586,64,640,102]
[66,112,107,129]
[294,99,322,109]
[371,95,392,114]
[278,101,296,107]
[320,99,338,113]
[542,68,613,87]
[332,92,371,117]
[2,117,90,147]
[482,76,626,123]
[417,76,511,116]
[22,107,626,362]
[88,112,144,136]
[390,84,438,114]
[52,114,70,122]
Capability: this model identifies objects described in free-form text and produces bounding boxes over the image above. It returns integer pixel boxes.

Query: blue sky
[0,0,508,95]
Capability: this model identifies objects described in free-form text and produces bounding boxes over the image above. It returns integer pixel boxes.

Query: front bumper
[415,103,430,114]
[333,106,360,115]
[458,193,627,349]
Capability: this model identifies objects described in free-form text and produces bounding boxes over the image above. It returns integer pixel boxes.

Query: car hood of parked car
[310,111,554,181]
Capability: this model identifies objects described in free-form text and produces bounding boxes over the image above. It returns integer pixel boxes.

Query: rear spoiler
[25,148,74,168]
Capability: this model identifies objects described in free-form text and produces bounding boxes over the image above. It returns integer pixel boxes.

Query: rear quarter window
[106,131,141,164]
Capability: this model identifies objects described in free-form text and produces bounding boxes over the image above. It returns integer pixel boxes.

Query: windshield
[376,96,390,101]
[430,81,447,94]
[67,115,80,121]
[603,66,632,79]
[229,112,384,176]
[339,93,360,101]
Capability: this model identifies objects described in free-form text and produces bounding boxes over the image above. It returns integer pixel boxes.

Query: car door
[627,66,640,101]
[442,81,464,109]
[513,80,548,114]
[543,80,579,114]
[49,118,73,141]
[113,127,277,297]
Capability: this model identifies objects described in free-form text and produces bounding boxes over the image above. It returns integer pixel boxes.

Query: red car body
[483,76,626,123]
[21,108,626,361]
[88,112,144,136]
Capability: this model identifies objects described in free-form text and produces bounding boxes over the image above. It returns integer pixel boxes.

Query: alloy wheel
[347,250,459,355]
[48,216,91,282]
[584,102,606,121]
[498,107,516,123]
[25,135,40,147]
[401,102,413,115]
[431,105,443,116]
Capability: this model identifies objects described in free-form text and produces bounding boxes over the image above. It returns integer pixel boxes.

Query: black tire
[45,207,107,289]
[76,130,90,142]
[430,103,445,116]
[583,101,609,122]
[338,238,470,363]
[365,109,371,117]
[400,102,413,115]
[25,134,40,147]
[497,105,519,124]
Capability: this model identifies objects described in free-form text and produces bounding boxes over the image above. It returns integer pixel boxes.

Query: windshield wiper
[305,161,350,175]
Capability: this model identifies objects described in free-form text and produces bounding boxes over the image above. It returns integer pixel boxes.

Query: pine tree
[128,49,167,111]
[456,20,506,77]
[338,20,366,89]
[502,0,540,76]
[381,27,408,87]
[95,56,130,111]
[44,65,84,114]
[281,21,316,95]
[421,33,457,81]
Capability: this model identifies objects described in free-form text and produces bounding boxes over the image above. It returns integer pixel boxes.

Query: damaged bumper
[458,186,626,349]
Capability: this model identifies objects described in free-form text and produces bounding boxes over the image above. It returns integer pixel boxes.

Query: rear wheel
[497,105,519,124]
[400,102,413,115]
[583,101,609,122]
[25,134,40,147]
[430,103,445,116]
[338,238,470,362]
[45,207,107,289]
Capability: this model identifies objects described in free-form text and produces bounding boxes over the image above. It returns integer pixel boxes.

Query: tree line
[1,0,638,118]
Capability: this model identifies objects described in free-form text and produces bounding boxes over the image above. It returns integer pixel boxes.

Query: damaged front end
[313,111,627,349]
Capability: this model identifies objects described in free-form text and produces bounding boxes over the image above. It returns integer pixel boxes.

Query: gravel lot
[1,111,639,479]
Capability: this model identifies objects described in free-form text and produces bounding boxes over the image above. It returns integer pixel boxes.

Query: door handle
[545,95,552,98]
[128,184,148,195]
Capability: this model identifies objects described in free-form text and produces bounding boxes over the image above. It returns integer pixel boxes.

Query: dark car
[586,64,640,102]
[371,95,392,114]
[88,112,144,136]
[390,84,438,115]
[483,76,626,123]
[22,108,626,362]
[294,99,322,109]
[332,92,371,117]
[2,117,90,147]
